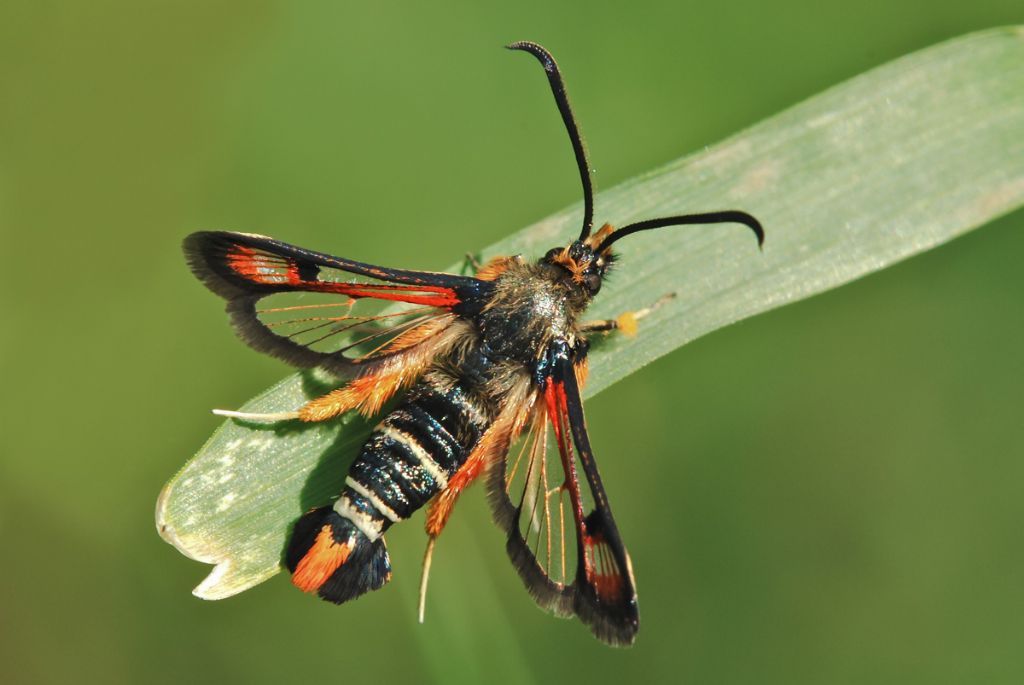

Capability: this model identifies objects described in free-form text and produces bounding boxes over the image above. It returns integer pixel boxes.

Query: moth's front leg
[580,292,676,337]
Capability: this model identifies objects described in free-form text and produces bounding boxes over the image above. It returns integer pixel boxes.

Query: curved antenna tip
[505,40,595,240]
[746,215,766,249]
[505,40,543,52]
[504,41,557,73]
[596,210,766,254]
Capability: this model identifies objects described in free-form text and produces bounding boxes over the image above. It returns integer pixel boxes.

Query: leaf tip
[155,477,225,567]
[192,559,240,600]
[157,473,285,600]
[154,479,182,548]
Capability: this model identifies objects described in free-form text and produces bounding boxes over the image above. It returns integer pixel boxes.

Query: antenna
[595,211,765,253]
[507,41,595,241]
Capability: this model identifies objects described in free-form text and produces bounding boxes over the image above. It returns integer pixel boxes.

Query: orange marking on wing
[226,245,257,276]
[588,569,625,602]
[547,378,586,528]
[584,534,625,602]
[225,244,459,305]
[227,246,301,285]
[315,283,460,307]
[291,525,351,593]
[544,380,562,443]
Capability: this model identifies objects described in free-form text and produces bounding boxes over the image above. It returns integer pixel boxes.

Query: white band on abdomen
[333,494,384,542]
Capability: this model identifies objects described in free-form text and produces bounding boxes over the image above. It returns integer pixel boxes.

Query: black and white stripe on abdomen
[333,377,491,541]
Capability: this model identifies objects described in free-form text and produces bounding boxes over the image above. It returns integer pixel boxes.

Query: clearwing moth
[184,41,763,646]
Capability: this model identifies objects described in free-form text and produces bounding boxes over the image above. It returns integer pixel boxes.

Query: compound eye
[584,272,602,295]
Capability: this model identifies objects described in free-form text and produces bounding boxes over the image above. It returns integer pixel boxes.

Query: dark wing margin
[184,231,487,375]
[491,339,639,646]
[556,343,639,644]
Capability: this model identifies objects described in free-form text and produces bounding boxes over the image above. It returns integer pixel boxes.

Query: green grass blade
[157,27,1024,599]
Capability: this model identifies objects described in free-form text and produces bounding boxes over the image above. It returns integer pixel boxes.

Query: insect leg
[417,393,531,623]
[211,408,300,422]
[463,251,483,274]
[418,455,487,623]
[212,362,420,424]
[418,536,438,624]
[212,370,411,425]
[580,292,676,337]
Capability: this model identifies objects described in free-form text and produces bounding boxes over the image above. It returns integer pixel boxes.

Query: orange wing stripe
[584,535,625,602]
[546,378,585,528]
[226,245,461,307]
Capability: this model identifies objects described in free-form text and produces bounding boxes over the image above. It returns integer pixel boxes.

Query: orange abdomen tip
[291,525,351,593]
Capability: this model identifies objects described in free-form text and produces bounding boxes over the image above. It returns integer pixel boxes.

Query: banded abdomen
[286,369,491,603]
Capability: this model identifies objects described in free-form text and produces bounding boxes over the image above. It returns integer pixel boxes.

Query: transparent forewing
[249,287,445,359]
[502,402,584,613]
[555,363,639,645]
[184,231,483,374]
[492,343,640,645]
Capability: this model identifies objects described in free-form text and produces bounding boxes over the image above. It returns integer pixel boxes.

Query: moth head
[540,224,617,297]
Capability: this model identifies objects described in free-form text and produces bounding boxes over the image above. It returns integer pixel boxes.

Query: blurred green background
[2,2,1023,683]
